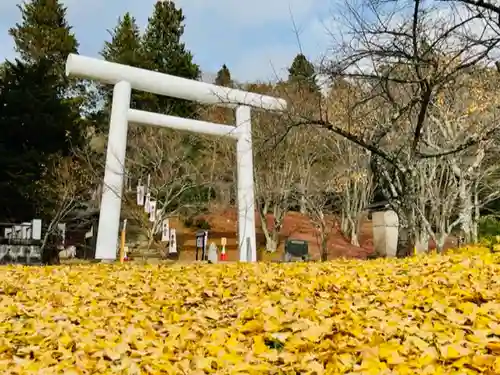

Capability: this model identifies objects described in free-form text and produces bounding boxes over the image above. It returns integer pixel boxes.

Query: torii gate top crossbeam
[65,54,287,111]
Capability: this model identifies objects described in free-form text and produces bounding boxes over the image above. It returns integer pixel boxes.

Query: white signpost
[136,180,145,206]
[161,219,170,242]
[65,54,286,262]
[144,192,151,213]
[169,229,177,254]
[149,200,157,222]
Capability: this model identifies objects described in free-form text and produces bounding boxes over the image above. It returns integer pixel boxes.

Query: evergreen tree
[215,64,233,87]
[8,0,90,119]
[8,0,78,77]
[101,13,143,67]
[288,53,320,94]
[2,0,89,223]
[0,59,83,221]
[100,13,149,111]
[141,0,200,117]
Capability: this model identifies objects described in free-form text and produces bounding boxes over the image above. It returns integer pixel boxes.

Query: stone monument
[207,242,218,264]
[367,201,399,257]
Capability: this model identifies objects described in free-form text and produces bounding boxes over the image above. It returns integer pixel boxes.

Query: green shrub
[478,215,500,238]
[478,215,500,250]
[194,218,211,230]
[183,216,195,228]
[183,217,211,230]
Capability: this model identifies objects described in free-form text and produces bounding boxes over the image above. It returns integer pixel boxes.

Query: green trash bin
[284,239,309,262]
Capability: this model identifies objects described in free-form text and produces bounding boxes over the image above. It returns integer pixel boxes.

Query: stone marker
[372,210,398,257]
[207,242,218,264]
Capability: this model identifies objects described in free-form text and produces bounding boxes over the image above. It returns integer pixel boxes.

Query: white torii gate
[65,54,286,262]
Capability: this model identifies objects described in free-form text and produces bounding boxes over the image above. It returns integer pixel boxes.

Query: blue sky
[0,0,337,82]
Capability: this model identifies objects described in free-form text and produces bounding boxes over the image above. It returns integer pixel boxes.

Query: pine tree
[101,13,143,67]
[142,0,200,117]
[100,13,149,111]
[215,64,233,87]
[4,0,88,222]
[0,59,82,221]
[8,0,78,77]
[288,53,320,94]
[8,0,88,119]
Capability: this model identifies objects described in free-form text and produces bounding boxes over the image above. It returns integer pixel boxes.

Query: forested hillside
[2,0,500,259]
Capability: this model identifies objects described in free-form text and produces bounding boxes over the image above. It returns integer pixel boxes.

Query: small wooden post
[119,219,127,263]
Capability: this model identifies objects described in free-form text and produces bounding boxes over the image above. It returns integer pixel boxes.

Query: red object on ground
[220,247,227,261]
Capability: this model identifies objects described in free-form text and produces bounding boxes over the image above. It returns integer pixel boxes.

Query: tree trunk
[458,180,473,244]
[42,246,60,265]
[41,228,61,265]
[340,210,349,237]
[299,195,307,214]
[257,199,274,252]
[257,199,287,253]
[396,208,416,258]
[258,212,273,252]
[320,234,328,261]
[341,210,360,246]
[434,218,448,253]
[271,204,286,252]
[259,214,280,253]
[415,230,429,254]
[219,183,232,207]
[349,215,360,246]
[460,208,473,243]
[350,228,360,246]
[147,228,154,251]
[266,232,279,252]
[298,178,308,214]
[436,234,447,253]
[472,184,480,243]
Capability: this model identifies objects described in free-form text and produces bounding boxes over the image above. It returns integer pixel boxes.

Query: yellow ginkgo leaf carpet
[0,247,499,374]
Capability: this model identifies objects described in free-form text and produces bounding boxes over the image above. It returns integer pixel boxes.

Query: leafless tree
[253,106,298,252]
[324,81,375,246]
[444,0,500,44]
[294,128,323,215]
[412,158,458,252]
[280,0,500,255]
[197,105,237,209]
[301,163,340,261]
[335,142,373,246]
[37,153,96,252]
[420,66,500,244]
[124,126,207,249]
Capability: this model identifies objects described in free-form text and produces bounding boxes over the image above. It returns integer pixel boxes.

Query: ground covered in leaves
[0,248,500,374]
